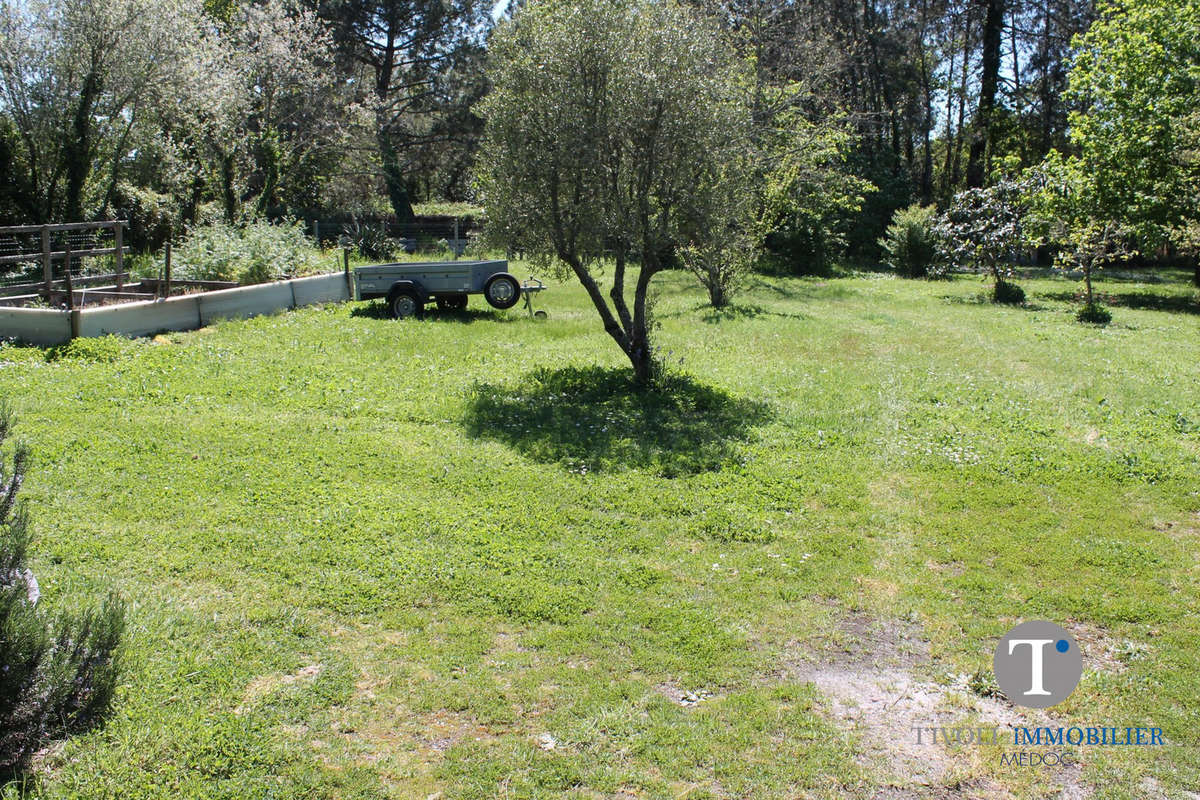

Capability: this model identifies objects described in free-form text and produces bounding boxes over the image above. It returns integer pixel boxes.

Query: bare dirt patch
[417,709,495,754]
[238,663,322,712]
[779,604,1091,798]
[655,681,716,707]
[1063,619,1148,676]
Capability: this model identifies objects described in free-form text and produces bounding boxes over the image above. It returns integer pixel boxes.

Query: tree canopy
[1060,0,1200,245]
[476,0,754,382]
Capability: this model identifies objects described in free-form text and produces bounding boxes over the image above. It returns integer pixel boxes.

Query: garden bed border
[0,271,352,345]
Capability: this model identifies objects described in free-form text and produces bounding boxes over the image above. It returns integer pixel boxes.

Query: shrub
[111,182,176,252]
[763,215,840,276]
[337,221,398,262]
[1,403,125,779]
[678,237,754,308]
[992,279,1026,305]
[934,178,1032,301]
[1076,302,1112,325]
[45,335,137,364]
[879,203,940,278]
[173,220,321,285]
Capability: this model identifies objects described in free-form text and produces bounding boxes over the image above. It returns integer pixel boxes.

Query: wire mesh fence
[307,216,481,256]
[0,222,129,309]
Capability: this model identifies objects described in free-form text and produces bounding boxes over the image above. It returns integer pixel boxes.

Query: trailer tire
[483,274,521,310]
[436,294,468,312]
[389,289,422,319]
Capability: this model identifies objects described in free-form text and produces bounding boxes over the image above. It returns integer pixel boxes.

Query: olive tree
[476,0,753,383]
[0,0,201,222]
[678,153,758,308]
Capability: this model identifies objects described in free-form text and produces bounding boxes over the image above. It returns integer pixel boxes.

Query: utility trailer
[353,259,545,319]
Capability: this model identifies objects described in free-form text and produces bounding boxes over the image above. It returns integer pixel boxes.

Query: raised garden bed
[0,272,352,345]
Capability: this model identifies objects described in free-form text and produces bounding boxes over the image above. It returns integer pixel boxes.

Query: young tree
[934,176,1032,303]
[0,404,125,779]
[477,0,754,383]
[678,235,755,310]
[679,144,757,308]
[1028,148,1135,323]
[1061,0,1200,283]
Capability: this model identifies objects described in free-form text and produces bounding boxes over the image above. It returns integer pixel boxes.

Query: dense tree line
[0,0,490,243]
[0,0,1195,277]
[699,0,1099,264]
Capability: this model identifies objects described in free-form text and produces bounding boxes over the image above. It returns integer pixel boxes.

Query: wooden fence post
[63,242,74,311]
[343,248,351,297]
[164,242,172,299]
[114,221,124,292]
[41,226,52,301]
[63,241,80,339]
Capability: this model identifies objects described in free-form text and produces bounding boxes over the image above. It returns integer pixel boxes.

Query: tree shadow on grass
[349,301,516,323]
[1036,290,1200,316]
[463,366,771,477]
[941,293,1050,312]
[745,277,856,302]
[700,303,769,322]
[659,302,806,323]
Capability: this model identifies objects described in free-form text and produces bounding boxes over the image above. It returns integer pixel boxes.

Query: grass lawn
[1,266,1198,799]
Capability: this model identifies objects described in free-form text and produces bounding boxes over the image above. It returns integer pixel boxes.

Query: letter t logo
[1008,639,1054,695]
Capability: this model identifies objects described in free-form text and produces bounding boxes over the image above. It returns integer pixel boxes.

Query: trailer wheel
[389,289,422,319]
[436,294,468,312]
[483,274,521,309]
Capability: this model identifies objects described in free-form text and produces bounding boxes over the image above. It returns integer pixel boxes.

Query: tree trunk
[966,0,1004,188]
[940,11,960,200]
[708,267,726,308]
[221,152,238,224]
[255,132,279,217]
[377,126,416,224]
[182,161,204,226]
[918,28,934,204]
[63,69,102,221]
[627,329,654,386]
[630,261,661,386]
[950,7,973,191]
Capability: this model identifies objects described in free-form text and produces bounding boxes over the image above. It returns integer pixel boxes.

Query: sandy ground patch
[782,605,1094,798]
